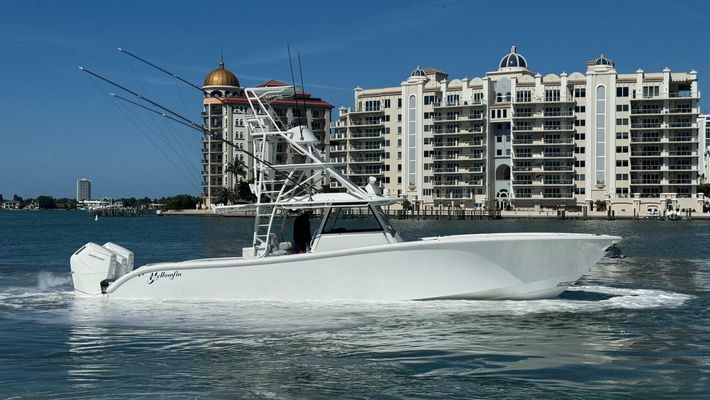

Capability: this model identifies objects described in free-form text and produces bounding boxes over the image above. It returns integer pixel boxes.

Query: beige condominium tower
[200,59,333,206]
[331,46,702,214]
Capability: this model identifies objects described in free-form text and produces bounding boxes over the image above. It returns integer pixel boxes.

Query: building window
[616,132,629,139]
[643,86,659,98]
[596,85,606,185]
[616,87,629,97]
[575,133,586,140]
[516,90,531,103]
[408,95,417,186]
[575,105,586,113]
[616,118,629,126]
[575,119,586,127]
[575,160,586,168]
[574,87,586,98]
[616,104,629,112]
[616,159,629,167]
[384,99,391,108]
[364,100,381,111]
[397,98,402,108]
[545,88,561,102]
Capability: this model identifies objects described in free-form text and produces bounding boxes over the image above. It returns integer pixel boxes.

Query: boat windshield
[321,206,383,234]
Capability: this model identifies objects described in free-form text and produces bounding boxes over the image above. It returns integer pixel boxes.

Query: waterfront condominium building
[700,115,710,180]
[76,178,91,202]
[200,59,333,206]
[331,46,702,211]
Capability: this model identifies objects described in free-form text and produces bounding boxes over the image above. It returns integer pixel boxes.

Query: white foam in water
[37,271,72,291]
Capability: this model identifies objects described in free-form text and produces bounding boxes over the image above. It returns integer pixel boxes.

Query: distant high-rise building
[76,178,91,201]
[200,58,333,206]
[700,115,710,181]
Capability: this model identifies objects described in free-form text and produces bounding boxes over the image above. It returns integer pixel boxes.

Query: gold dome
[203,59,239,87]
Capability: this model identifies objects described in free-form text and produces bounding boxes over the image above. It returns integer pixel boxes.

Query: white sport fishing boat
[70,85,620,301]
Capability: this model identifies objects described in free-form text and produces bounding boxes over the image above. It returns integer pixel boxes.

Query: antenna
[286,45,304,141]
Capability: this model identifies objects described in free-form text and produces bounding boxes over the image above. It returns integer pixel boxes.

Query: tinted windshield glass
[322,206,383,234]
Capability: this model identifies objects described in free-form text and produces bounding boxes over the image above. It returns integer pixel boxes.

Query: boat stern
[70,242,134,296]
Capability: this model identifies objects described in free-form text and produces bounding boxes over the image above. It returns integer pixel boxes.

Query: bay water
[0,211,708,399]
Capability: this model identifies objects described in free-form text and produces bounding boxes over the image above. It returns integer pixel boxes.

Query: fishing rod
[117,47,292,133]
[118,48,206,94]
[79,66,320,196]
[110,92,312,188]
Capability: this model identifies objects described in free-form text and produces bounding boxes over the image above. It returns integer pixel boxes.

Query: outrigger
[70,84,620,301]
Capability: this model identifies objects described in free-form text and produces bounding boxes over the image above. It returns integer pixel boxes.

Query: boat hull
[95,233,619,301]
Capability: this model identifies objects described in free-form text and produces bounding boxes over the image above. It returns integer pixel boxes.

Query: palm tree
[225,159,248,185]
[214,187,237,205]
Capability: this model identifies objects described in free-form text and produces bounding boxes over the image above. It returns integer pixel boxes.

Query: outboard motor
[70,242,134,295]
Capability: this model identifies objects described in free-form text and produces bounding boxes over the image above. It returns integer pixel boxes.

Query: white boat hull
[80,233,619,301]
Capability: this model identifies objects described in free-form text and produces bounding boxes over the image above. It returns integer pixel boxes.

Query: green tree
[594,199,607,212]
[13,194,22,202]
[163,194,201,210]
[214,187,237,205]
[236,181,256,203]
[698,183,710,198]
[225,160,248,186]
[36,195,57,209]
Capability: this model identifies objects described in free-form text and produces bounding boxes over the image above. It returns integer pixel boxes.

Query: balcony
[668,165,696,171]
[668,136,696,142]
[541,193,575,199]
[433,180,483,187]
[330,133,347,140]
[432,99,485,108]
[349,120,383,127]
[349,157,383,164]
[631,135,661,143]
[348,107,384,115]
[542,165,574,172]
[542,111,574,117]
[630,164,661,171]
[668,179,694,185]
[631,122,662,129]
[349,145,383,152]
[541,152,574,159]
[668,150,696,157]
[630,151,662,157]
[349,133,383,140]
[349,169,383,176]
[631,108,663,115]
[667,108,696,114]
[543,124,573,131]
[667,122,696,128]
[631,179,661,185]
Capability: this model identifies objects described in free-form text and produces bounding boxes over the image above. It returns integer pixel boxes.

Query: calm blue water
[0,211,708,399]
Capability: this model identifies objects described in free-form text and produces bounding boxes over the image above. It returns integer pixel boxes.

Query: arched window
[408,95,417,187]
[596,85,606,185]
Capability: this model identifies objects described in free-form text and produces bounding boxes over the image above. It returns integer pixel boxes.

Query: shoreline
[158,209,710,220]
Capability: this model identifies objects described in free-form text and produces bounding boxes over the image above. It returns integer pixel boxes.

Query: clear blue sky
[1,0,708,199]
